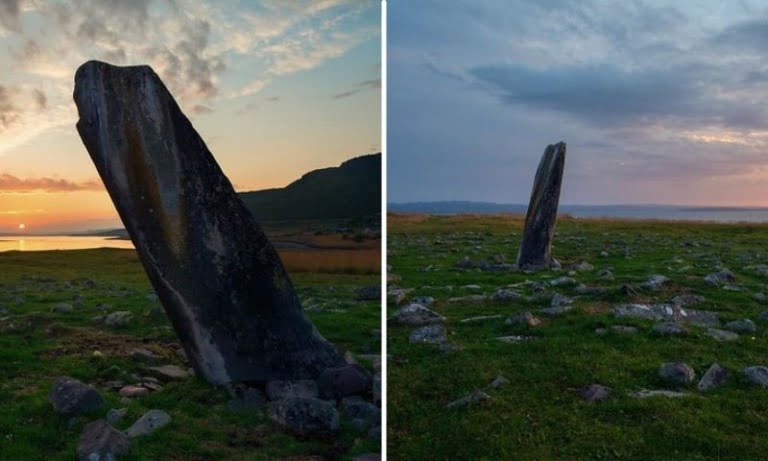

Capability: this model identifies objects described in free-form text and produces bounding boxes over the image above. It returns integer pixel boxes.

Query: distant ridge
[239,153,381,221]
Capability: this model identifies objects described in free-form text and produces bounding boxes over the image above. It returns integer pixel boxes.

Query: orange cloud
[0,173,103,193]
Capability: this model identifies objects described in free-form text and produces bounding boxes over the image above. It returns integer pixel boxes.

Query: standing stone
[517,142,566,269]
[74,61,342,386]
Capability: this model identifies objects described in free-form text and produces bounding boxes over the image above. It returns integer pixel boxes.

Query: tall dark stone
[74,61,343,385]
[517,142,566,269]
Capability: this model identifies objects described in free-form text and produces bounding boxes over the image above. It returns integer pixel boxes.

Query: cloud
[0,0,20,32]
[0,85,21,132]
[332,78,380,99]
[0,173,103,193]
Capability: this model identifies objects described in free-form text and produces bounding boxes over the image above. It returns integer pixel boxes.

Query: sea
[388,202,768,223]
[0,236,135,252]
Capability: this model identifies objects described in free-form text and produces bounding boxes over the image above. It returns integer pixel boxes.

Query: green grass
[0,249,380,460]
[388,214,768,460]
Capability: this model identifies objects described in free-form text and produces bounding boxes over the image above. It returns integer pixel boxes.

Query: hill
[239,153,381,221]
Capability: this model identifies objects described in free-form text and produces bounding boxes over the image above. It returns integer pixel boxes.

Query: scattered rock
[147,365,194,380]
[411,296,434,307]
[446,294,488,304]
[706,328,739,341]
[390,304,445,325]
[49,377,104,415]
[461,315,504,323]
[227,388,267,412]
[77,419,130,461]
[446,390,491,409]
[579,384,611,402]
[744,366,768,387]
[505,311,542,327]
[550,276,576,286]
[704,270,736,286]
[129,348,163,364]
[614,303,719,327]
[725,319,756,333]
[652,322,688,336]
[341,397,380,430]
[373,372,381,405]
[490,289,522,303]
[266,380,319,401]
[104,311,133,327]
[106,408,128,425]
[268,397,340,436]
[317,365,372,400]
[698,364,728,392]
[51,302,74,313]
[551,293,573,307]
[641,274,670,290]
[356,285,381,301]
[119,386,149,398]
[409,325,447,345]
[124,409,172,438]
[488,374,509,389]
[671,294,705,306]
[659,362,695,385]
[494,335,532,343]
[630,389,690,398]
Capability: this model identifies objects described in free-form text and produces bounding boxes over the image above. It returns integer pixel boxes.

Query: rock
[698,364,728,392]
[706,328,739,341]
[49,377,105,415]
[74,61,343,385]
[446,390,491,409]
[641,274,669,290]
[597,269,613,280]
[356,285,381,301]
[106,408,128,425]
[387,289,408,305]
[630,389,690,398]
[760,311,768,321]
[488,374,509,389]
[652,322,688,336]
[743,366,768,387]
[596,325,638,335]
[317,365,372,400]
[551,293,573,307]
[409,325,447,345]
[446,294,488,304]
[119,386,149,398]
[268,397,340,436]
[227,388,267,412]
[540,305,573,316]
[104,311,133,327]
[614,303,719,327]
[124,409,172,438]
[341,397,380,430]
[390,304,445,325]
[461,315,504,323]
[659,362,695,385]
[373,372,381,405]
[725,319,756,333]
[411,296,434,307]
[574,284,607,295]
[147,365,194,380]
[51,302,74,313]
[599,251,609,258]
[516,142,566,269]
[490,289,522,303]
[754,293,768,303]
[579,384,611,402]
[571,260,594,272]
[704,270,736,286]
[129,348,163,364]
[265,380,319,401]
[494,335,532,343]
[620,284,639,296]
[77,420,130,461]
[505,311,541,326]
[671,294,705,306]
[550,276,576,286]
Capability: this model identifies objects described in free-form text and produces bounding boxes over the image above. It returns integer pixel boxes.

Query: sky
[0,0,380,233]
[388,0,768,206]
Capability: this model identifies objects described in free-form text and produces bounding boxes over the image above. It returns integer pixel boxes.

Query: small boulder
[446,390,490,409]
[659,362,695,385]
[77,419,130,461]
[652,322,687,336]
[698,364,728,392]
[409,325,447,344]
[341,397,380,430]
[578,384,611,402]
[357,285,381,301]
[317,364,372,400]
[104,311,133,327]
[265,380,319,401]
[706,328,739,342]
[49,377,104,415]
[268,397,340,436]
[124,409,172,438]
[390,304,445,325]
[704,270,735,286]
[725,319,756,333]
[147,365,194,380]
[490,289,523,303]
[106,408,128,425]
[744,366,768,387]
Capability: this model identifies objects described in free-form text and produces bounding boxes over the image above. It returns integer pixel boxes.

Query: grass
[0,248,381,460]
[388,213,768,460]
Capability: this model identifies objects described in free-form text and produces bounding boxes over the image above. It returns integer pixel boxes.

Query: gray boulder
[268,397,340,436]
[390,304,445,325]
[744,366,768,387]
[77,420,130,461]
[49,377,104,415]
[659,362,695,385]
[265,380,319,401]
[317,365,372,400]
[698,364,728,392]
[124,409,172,438]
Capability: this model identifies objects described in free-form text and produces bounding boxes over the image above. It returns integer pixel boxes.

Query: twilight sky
[0,0,380,233]
[388,0,768,206]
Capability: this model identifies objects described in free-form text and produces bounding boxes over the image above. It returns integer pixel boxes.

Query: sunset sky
[388,0,768,206]
[0,0,380,233]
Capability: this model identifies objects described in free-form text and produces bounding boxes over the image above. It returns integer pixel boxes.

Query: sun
[18,223,25,230]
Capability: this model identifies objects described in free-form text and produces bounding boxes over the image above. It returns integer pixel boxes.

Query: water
[388,202,768,223]
[0,236,135,252]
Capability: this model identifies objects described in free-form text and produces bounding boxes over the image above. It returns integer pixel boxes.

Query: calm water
[0,236,135,252]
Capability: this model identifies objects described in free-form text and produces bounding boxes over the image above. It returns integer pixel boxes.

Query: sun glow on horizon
[18,223,25,230]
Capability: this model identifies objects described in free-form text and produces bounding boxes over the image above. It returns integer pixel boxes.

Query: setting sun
[18,223,25,230]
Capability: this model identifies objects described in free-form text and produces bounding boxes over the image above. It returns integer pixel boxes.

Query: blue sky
[0,0,380,232]
[388,0,768,206]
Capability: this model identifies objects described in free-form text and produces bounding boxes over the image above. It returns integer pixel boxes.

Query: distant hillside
[239,153,381,221]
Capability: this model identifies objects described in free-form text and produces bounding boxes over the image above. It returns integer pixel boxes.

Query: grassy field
[0,248,381,460]
[388,213,768,460]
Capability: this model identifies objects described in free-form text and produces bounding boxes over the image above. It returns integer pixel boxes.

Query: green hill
[238,153,381,221]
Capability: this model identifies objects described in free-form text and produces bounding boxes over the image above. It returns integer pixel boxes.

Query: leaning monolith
[516,142,566,269]
[74,61,343,385]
